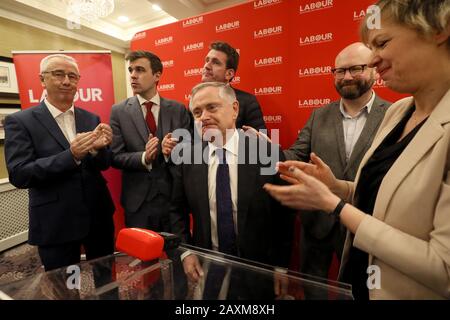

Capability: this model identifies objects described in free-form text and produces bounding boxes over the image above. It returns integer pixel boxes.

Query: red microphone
[116,228,180,261]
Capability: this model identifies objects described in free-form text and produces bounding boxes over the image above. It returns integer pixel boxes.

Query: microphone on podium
[116,228,181,261]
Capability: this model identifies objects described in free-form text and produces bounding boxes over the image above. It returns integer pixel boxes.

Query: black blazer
[4,102,115,246]
[233,88,266,131]
[170,132,293,268]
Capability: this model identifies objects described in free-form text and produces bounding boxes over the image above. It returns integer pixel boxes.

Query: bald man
[284,42,390,297]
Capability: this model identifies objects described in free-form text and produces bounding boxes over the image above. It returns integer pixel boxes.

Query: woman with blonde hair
[265,0,450,299]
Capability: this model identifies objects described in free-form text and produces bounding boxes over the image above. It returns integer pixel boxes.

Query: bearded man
[283,42,391,298]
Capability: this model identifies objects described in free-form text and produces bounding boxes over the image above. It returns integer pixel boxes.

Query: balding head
[335,42,372,68]
[332,42,376,100]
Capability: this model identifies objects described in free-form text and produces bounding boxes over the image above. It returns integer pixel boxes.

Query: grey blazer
[110,95,192,213]
[285,96,391,181]
[283,95,390,281]
[284,95,390,238]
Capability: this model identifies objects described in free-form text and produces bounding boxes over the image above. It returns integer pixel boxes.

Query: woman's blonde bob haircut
[360,0,450,46]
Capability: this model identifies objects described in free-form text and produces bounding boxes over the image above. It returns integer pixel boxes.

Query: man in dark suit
[283,42,391,294]
[4,54,115,271]
[110,51,192,231]
[169,82,293,299]
[202,41,266,131]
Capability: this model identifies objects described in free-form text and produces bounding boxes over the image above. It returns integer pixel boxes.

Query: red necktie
[144,101,156,136]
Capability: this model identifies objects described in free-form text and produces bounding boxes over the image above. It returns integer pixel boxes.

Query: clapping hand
[145,133,159,164]
[92,123,113,150]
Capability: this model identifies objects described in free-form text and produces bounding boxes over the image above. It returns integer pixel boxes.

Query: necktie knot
[144,101,154,111]
[216,148,227,165]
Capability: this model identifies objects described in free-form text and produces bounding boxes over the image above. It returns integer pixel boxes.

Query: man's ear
[39,74,46,88]
[225,69,235,82]
[154,71,162,82]
[232,100,239,120]
[435,24,450,46]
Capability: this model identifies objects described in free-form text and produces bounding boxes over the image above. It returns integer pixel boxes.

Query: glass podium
[0,245,353,300]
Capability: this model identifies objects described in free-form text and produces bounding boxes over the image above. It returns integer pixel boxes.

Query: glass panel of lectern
[0,245,353,300]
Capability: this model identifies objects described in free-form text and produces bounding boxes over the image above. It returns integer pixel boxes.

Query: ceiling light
[152,4,162,11]
[118,15,129,22]
[66,0,115,22]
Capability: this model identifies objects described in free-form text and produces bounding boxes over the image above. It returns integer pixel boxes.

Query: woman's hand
[278,153,338,190]
[264,164,340,212]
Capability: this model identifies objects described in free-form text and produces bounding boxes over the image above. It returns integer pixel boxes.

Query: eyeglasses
[42,70,81,82]
[331,64,367,79]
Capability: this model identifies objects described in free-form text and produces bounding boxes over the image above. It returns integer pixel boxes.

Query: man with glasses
[284,42,390,297]
[4,54,115,271]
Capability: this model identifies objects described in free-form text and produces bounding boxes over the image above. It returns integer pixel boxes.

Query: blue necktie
[215,148,237,255]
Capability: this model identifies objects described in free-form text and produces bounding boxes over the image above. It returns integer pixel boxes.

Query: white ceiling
[0,0,248,52]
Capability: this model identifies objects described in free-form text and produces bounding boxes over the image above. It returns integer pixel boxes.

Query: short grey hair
[189,82,236,111]
[361,0,450,47]
[39,54,79,74]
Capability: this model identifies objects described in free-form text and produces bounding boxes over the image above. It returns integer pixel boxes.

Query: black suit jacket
[170,132,293,268]
[4,102,115,246]
[233,88,266,131]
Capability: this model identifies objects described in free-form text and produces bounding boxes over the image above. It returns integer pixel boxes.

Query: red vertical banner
[130,0,406,148]
[12,50,124,238]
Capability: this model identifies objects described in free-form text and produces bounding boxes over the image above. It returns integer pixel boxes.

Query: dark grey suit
[110,95,192,230]
[284,95,390,284]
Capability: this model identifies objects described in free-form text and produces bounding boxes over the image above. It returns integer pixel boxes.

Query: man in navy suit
[4,54,115,271]
[202,41,266,131]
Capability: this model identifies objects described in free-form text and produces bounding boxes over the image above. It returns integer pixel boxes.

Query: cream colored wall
[0,143,6,179]
[0,16,127,105]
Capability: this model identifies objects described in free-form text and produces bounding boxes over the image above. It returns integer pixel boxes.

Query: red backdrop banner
[129,0,408,276]
[130,0,406,148]
[12,50,125,237]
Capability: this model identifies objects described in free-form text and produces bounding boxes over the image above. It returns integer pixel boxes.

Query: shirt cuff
[73,158,81,165]
[141,151,152,171]
[180,250,193,261]
[274,267,288,274]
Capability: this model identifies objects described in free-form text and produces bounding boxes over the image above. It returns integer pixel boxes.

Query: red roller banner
[12,50,124,238]
[130,0,406,148]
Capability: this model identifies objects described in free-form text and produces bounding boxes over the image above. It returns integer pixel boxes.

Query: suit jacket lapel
[157,97,171,139]
[372,91,450,221]
[74,107,91,134]
[32,102,70,149]
[344,96,387,176]
[237,134,258,236]
[127,96,148,143]
[194,142,212,247]
[332,102,347,169]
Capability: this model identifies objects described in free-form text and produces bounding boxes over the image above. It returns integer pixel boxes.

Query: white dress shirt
[45,98,76,143]
[339,91,376,162]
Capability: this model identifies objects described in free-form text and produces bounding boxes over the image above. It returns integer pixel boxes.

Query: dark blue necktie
[215,148,237,255]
